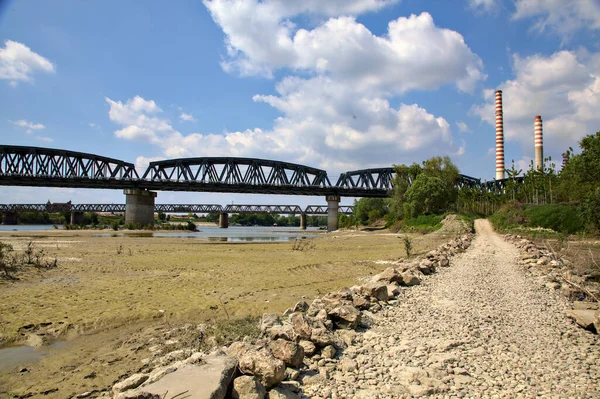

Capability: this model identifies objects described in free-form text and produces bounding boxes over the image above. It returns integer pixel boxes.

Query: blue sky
[1,0,599,206]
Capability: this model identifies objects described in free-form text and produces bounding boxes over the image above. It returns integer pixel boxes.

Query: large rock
[328,305,361,330]
[290,312,312,340]
[269,339,304,368]
[268,387,300,399]
[232,375,267,399]
[400,271,421,286]
[239,349,286,389]
[567,310,598,333]
[112,374,149,395]
[128,354,237,399]
[265,323,296,341]
[352,294,370,310]
[298,340,316,356]
[595,310,600,334]
[261,314,282,332]
[372,267,402,284]
[418,259,435,275]
[310,327,334,347]
[360,283,390,301]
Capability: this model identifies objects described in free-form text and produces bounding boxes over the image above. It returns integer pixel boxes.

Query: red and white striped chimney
[495,90,505,180]
[534,115,543,170]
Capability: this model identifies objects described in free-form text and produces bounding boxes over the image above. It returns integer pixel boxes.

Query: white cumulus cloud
[456,121,471,133]
[11,119,46,134]
[512,0,600,39]
[204,0,486,93]
[0,40,55,86]
[469,0,499,13]
[180,112,196,122]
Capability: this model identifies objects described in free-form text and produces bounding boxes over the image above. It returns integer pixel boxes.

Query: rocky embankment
[503,233,600,334]
[104,219,599,399]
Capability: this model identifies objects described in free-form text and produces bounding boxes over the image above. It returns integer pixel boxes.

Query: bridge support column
[70,212,84,225]
[300,213,307,230]
[2,211,18,225]
[124,189,157,227]
[219,213,229,229]
[326,195,340,232]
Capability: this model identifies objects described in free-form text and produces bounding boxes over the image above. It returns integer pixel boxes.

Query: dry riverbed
[0,224,462,398]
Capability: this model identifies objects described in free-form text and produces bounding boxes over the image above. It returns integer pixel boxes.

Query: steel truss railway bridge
[0,203,354,228]
[0,145,511,230]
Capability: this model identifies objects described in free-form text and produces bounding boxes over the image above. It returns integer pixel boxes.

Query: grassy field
[0,226,459,398]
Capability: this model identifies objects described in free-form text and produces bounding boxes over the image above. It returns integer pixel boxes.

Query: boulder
[310,327,334,347]
[386,283,401,298]
[127,354,237,399]
[261,314,282,332]
[292,301,309,313]
[595,310,600,335]
[321,345,336,359]
[360,283,390,301]
[352,294,370,310]
[567,310,598,333]
[328,305,361,330]
[269,339,304,368]
[290,312,312,340]
[112,374,149,395]
[298,340,316,356]
[267,387,300,399]
[371,267,402,284]
[418,259,435,275]
[232,375,267,399]
[266,323,296,341]
[400,271,421,286]
[307,299,326,316]
[239,349,286,389]
[438,256,450,267]
[229,341,252,359]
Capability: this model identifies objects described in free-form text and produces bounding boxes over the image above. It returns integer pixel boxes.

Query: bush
[489,201,526,231]
[525,204,584,234]
[401,214,444,233]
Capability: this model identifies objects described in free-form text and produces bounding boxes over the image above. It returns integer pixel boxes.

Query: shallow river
[0,225,322,242]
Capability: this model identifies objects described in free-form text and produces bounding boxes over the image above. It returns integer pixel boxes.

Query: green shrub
[489,201,526,231]
[525,204,584,234]
[400,214,444,233]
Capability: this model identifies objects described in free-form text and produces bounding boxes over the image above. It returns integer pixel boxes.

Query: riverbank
[0,221,467,398]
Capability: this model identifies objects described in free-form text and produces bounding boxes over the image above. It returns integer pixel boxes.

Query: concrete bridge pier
[300,213,307,230]
[70,211,84,225]
[326,195,340,232]
[124,189,157,227]
[219,213,229,228]
[2,211,18,225]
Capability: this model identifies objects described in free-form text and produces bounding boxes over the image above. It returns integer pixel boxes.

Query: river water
[0,225,322,242]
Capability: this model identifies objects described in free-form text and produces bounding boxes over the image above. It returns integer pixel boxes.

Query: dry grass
[0,227,459,399]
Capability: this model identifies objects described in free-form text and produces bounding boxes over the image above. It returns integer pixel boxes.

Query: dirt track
[304,220,600,398]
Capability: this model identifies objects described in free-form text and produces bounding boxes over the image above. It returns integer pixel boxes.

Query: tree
[557,131,600,203]
[157,212,167,222]
[388,156,460,220]
[354,198,388,225]
[388,163,422,220]
[403,175,447,218]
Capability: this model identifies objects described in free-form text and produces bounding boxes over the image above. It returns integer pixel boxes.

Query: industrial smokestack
[534,115,543,171]
[495,90,505,180]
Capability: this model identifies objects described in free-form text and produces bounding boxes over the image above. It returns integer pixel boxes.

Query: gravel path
[304,219,600,398]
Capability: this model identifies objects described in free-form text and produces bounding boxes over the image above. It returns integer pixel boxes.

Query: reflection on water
[0,225,63,231]
[0,341,67,371]
[91,226,321,242]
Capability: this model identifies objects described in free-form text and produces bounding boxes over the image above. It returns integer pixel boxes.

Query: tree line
[350,131,600,233]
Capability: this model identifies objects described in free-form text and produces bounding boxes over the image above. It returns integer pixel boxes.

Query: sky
[0,0,599,207]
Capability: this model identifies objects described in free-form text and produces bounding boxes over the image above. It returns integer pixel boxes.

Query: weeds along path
[304,219,600,398]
